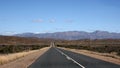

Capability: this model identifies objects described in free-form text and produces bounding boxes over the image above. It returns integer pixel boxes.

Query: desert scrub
[56,45,120,56]
[0,45,49,54]
[0,50,39,65]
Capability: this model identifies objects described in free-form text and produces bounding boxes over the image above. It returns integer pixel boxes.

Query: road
[28,47,120,68]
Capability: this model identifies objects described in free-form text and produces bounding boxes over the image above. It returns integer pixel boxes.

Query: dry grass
[0,50,40,65]
[0,47,50,68]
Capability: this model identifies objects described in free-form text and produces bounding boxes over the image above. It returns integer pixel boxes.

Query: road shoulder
[59,47,120,65]
[0,47,50,68]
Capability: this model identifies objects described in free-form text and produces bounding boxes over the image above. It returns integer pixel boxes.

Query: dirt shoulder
[59,47,120,65]
[0,47,50,68]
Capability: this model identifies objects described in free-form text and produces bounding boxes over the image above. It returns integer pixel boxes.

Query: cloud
[32,19,43,23]
[32,18,74,23]
[65,19,74,23]
[0,31,16,36]
[49,19,56,23]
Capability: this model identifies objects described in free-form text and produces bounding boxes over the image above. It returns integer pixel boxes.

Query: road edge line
[55,48,85,68]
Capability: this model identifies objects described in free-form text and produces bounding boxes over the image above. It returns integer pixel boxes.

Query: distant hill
[0,36,52,45]
[14,31,120,40]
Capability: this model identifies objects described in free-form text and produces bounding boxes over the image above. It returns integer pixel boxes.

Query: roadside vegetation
[0,36,51,54]
[56,39,120,56]
[0,49,39,65]
[0,45,49,65]
[0,45,49,54]
[0,36,50,65]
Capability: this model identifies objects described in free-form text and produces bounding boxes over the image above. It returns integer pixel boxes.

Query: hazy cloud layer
[0,31,16,35]
[32,19,43,23]
[49,19,56,23]
[32,18,74,23]
[65,19,74,23]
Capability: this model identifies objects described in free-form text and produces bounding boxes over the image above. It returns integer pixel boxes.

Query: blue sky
[0,0,120,35]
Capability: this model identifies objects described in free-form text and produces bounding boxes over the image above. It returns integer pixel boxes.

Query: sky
[0,0,120,35]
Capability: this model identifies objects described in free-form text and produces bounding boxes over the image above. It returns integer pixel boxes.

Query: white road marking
[55,48,85,68]
[66,56,71,60]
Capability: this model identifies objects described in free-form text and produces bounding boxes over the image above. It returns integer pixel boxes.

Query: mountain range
[14,31,120,40]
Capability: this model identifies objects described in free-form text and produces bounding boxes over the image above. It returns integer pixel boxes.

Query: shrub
[0,45,49,54]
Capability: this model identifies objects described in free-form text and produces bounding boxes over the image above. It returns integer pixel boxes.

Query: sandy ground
[0,47,50,68]
[59,47,120,65]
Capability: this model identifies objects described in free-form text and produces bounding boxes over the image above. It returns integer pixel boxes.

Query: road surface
[28,47,120,68]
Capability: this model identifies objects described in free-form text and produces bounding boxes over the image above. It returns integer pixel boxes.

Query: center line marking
[55,48,85,68]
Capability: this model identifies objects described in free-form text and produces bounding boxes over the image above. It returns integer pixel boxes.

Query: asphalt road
[28,47,120,68]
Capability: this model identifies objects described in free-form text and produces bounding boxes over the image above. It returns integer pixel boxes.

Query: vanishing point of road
[28,47,120,68]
